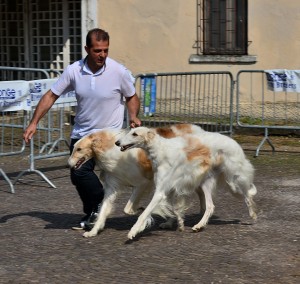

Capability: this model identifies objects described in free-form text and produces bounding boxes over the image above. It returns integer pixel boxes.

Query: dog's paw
[127,233,134,240]
[192,225,201,232]
[177,225,185,232]
[127,230,137,240]
[251,212,258,221]
[83,230,98,238]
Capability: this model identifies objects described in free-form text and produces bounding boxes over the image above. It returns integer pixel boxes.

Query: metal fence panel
[236,70,300,156]
[13,102,74,189]
[0,111,27,193]
[0,75,77,192]
[0,66,61,81]
[134,71,234,134]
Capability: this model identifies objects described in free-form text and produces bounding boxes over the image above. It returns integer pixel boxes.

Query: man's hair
[86,28,110,47]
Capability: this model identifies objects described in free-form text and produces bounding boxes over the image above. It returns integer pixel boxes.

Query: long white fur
[116,126,257,240]
[68,124,205,238]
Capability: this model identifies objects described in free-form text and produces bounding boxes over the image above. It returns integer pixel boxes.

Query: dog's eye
[132,133,138,137]
[77,147,82,152]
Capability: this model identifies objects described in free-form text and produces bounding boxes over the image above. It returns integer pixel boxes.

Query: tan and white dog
[116,126,257,240]
[68,124,205,238]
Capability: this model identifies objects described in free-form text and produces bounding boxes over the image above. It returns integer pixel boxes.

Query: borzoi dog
[116,126,257,240]
[68,124,204,238]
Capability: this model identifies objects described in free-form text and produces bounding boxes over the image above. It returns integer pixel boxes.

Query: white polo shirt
[51,57,136,139]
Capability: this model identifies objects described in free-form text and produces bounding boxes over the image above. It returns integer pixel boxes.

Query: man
[23,28,141,230]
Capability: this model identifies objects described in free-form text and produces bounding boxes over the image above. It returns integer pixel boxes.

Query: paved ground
[0,133,299,284]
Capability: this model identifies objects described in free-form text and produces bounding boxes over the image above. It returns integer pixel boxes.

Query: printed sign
[0,81,30,111]
[265,70,300,92]
[0,79,78,112]
[29,78,77,108]
[29,79,57,106]
[141,76,156,116]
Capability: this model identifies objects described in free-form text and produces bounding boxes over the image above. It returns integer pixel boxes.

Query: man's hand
[23,123,37,144]
[22,90,58,144]
[126,94,142,128]
[130,117,142,128]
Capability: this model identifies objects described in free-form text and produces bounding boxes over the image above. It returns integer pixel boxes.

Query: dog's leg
[128,190,166,239]
[83,188,117,238]
[174,210,185,232]
[245,183,257,220]
[195,186,206,215]
[192,177,216,232]
[124,183,152,215]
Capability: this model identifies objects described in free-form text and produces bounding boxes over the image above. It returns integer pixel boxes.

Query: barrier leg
[13,169,57,188]
[0,168,15,193]
[13,139,57,188]
[255,128,275,157]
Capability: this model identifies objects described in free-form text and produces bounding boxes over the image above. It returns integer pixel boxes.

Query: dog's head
[68,135,94,170]
[68,130,118,169]
[115,127,155,151]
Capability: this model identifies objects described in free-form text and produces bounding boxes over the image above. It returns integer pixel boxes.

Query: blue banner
[142,76,156,116]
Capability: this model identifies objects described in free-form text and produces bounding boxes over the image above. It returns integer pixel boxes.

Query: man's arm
[125,94,142,128]
[23,90,59,143]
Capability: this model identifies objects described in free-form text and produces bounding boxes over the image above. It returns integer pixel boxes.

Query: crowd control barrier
[134,71,234,134]
[0,77,75,192]
[2,68,299,192]
[0,66,61,81]
[236,70,300,156]
[0,110,27,193]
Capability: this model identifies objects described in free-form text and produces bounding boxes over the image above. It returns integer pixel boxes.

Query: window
[0,0,82,71]
[196,0,248,55]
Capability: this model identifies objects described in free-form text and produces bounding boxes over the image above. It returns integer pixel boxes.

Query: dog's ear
[91,138,101,148]
[146,129,155,141]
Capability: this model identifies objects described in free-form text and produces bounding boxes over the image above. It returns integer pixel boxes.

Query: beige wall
[97,0,300,76]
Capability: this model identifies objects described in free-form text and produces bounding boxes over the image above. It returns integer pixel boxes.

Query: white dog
[116,126,257,240]
[68,124,205,238]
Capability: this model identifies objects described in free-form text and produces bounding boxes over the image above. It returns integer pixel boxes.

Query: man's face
[85,36,109,71]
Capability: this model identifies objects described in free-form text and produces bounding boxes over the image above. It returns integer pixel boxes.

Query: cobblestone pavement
[0,134,299,284]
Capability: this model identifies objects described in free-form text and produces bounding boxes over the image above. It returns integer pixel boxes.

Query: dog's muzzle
[115,140,132,152]
[74,157,85,169]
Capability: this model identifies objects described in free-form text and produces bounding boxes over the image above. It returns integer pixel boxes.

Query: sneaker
[71,212,98,231]
[87,211,98,226]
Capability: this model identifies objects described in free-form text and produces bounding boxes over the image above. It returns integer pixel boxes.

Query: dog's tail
[223,156,256,196]
[223,157,258,220]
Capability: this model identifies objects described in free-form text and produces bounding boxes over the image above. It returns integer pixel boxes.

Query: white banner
[265,69,300,92]
[0,81,30,111]
[29,79,77,107]
[0,79,77,112]
[29,79,57,106]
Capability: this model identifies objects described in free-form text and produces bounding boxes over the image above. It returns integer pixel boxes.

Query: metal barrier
[0,111,27,193]
[0,75,76,193]
[236,70,300,156]
[2,69,298,191]
[0,66,61,80]
[134,72,234,134]
[0,105,74,192]
[14,102,74,189]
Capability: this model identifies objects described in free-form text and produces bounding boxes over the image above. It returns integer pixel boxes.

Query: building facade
[0,0,299,76]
